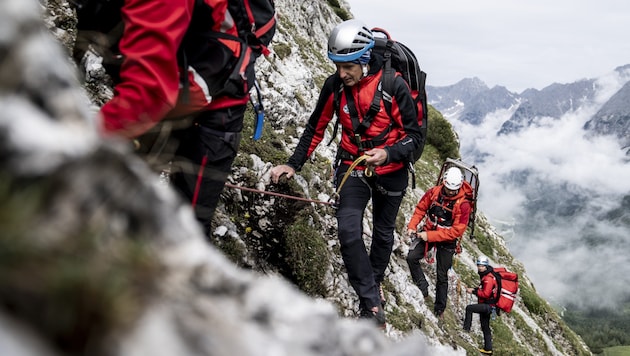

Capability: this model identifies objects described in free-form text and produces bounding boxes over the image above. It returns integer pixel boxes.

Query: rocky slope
[0,0,591,355]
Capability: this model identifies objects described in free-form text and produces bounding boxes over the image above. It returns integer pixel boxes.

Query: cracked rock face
[0,0,448,355]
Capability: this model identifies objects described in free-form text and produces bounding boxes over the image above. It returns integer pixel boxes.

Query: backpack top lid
[370,27,423,93]
[437,158,479,232]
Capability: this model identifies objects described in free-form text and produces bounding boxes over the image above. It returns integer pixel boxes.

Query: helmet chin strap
[361,64,368,78]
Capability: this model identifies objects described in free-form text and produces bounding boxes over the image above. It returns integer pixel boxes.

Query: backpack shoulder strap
[327,76,344,146]
[489,270,503,304]
[380,40,396,98]
[380,41,396,119]
[344,84,383,135]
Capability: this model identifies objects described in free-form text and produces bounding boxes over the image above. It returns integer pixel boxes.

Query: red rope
[224,183,333,205]
[191,155,208,208]
[424,238,435,264]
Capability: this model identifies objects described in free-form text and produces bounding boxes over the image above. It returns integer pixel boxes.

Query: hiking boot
[423,296,434,311]
[378,284,386,307]
[419,287,431,303]
[479,348,493,355]
[359,305,386,329]
[434,309,444,319]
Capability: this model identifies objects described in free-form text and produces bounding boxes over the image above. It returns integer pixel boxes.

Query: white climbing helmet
[327,19,374,63]
[476,255,490,266]
[443,166,464,190]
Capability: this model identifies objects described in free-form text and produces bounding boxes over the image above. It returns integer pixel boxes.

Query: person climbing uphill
[71,0,276,237]
[464,255,497,355]
[406,166,472,318]
[270,19,424,328]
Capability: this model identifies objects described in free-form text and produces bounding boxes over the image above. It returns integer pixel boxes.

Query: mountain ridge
[427,66,630,143]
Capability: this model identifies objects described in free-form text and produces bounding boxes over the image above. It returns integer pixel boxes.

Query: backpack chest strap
[342,82,392,151]
[344,83,383,133]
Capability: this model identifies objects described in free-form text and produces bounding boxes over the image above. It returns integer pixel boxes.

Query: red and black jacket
[286,54,424,176]
[474,267,499,305]
[83,0,268,138]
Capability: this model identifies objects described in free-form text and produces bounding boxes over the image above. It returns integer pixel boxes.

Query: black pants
[464,303,493,351]
[334,165,407,310]
[406,241,455,314]
[170,105,246,236]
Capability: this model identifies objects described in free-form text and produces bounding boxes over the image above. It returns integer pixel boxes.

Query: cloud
[448,75,630,308]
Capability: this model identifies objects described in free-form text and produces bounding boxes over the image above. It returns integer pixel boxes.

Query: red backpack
[491,267,519,313]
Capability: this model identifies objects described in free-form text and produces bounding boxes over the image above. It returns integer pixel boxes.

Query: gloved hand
[408,230,421,250]
[404,229,416,244]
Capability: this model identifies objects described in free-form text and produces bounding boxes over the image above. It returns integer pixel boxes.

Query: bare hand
[270,164,295,184]
[417,231,428,242]
[271,164,295,183]
[364,148,388,166]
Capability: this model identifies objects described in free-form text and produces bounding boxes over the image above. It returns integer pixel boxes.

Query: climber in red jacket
[406,166,472,317]
[464,255,497,355]
[270,19,424,328]
[73,0,275,236]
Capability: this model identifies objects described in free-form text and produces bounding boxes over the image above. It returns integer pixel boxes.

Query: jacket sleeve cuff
[383,146,392,165]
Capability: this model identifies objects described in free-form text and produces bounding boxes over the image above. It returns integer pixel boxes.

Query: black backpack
[330,28,428,165]
[72,0,276,100]
[372,28,428,163]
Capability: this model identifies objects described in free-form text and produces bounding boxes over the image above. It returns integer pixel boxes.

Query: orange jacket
[407,181,473,243]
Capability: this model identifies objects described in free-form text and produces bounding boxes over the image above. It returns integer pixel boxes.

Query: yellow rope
[330,155,372,203]
[335,155,370,195]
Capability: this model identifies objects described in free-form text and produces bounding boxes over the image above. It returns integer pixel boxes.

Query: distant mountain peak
[429,66,630,147]
[428,77,518,125]
[584,80,630,148]
[614,63,630,73]
[454,77,489,89]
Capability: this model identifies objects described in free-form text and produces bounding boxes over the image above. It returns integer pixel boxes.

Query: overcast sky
[347,0,630,92]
